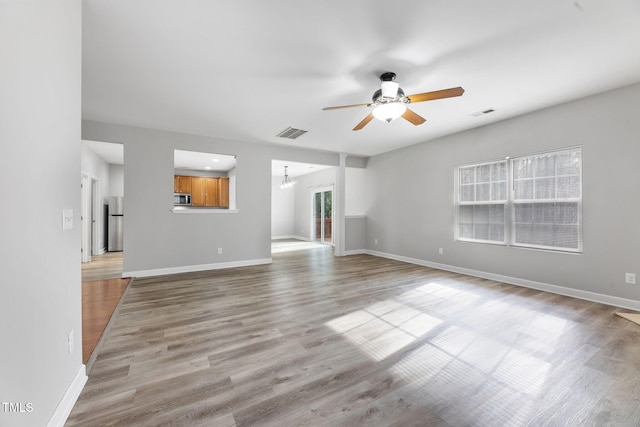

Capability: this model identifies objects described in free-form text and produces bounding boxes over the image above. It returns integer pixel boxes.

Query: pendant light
[280,165,294,189]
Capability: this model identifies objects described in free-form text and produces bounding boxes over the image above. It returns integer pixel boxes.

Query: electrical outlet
[374,238,378,245]
[438,248,444,255]
[625,273,636,285]
[68,330,74,354]
[218,248,223,255]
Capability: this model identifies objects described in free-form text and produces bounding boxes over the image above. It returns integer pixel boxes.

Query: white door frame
[91,177,101,256]
[81,173,91,262]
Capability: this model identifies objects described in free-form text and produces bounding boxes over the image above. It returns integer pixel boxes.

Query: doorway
[313,186,333,245]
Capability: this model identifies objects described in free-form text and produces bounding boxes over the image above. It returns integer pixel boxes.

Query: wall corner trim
[46,365,88,427]
[365,250,640,312]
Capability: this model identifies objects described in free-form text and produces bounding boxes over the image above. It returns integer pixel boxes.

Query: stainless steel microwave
[174,193,191,205]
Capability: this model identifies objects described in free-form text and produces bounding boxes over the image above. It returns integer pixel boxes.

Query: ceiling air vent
[276,127,308,140]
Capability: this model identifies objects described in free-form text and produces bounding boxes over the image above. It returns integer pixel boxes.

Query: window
[512,148,582,251]
[457,161,507,243]
[456,147,582,252]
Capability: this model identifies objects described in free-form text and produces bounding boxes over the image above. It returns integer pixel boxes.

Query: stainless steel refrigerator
[108,196,124,251]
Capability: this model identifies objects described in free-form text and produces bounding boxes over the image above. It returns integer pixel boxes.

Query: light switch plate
[62,209,73,230]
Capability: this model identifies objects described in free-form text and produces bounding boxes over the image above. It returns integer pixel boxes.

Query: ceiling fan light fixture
[372,102,406,123]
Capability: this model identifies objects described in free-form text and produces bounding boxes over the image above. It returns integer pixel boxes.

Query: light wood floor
[82,252,129,364]
[68,242,640,426]
[82,252,125,282]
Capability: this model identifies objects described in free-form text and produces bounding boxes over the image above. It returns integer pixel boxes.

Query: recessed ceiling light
[212,158,219,162]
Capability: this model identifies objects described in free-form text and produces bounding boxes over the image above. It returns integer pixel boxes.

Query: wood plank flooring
[82,252,129,365]
[82,252,125,282]
[67,242,640,426]
[82,278,129,363]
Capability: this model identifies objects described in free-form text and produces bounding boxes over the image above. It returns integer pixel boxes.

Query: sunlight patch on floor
[326,287,444,362]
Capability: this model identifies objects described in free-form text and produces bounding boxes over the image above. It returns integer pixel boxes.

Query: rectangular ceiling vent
[277,127,308,140]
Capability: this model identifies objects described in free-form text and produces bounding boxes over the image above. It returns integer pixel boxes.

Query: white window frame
[455,147,583,253]
[455,160,508,245]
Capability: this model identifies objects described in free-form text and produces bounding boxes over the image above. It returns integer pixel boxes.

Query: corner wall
[364,83,640,304]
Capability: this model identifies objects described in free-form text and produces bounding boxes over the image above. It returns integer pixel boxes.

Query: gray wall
[345,216,366,252]
[345,167,368,216]
[82,121,362,275]
[0,1,84,426]
[365,82,640,304]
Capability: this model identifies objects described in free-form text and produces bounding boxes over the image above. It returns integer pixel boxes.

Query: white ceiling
[82,0,640,158]
[82,140,123,165]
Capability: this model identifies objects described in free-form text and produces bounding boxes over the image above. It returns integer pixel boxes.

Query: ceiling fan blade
[322,103,370,111]
[353,113,374,131]
[407,87,465,103]
[402,108,427,126]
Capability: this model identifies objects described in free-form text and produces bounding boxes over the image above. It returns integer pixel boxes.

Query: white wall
[271,176,296,238]
[81,145,111,202]
[365,83,640,306]
[109,164,124,197]
[0,1,84,426]
[81,145,111,252]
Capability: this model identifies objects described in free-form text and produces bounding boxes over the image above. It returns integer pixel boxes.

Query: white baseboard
[46,365,87,427]
[365,249,640,312]
[342,249,366,256]
[124,258,272,278]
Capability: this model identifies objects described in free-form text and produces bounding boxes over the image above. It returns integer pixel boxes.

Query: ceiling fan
[323,72,464,131]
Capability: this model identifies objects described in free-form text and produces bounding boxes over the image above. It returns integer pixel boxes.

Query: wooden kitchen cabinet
[204,178,219,207]
[218,177,229,208]
[174,175,192,193]
[190,177,206,206]
[180,175,229,208]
